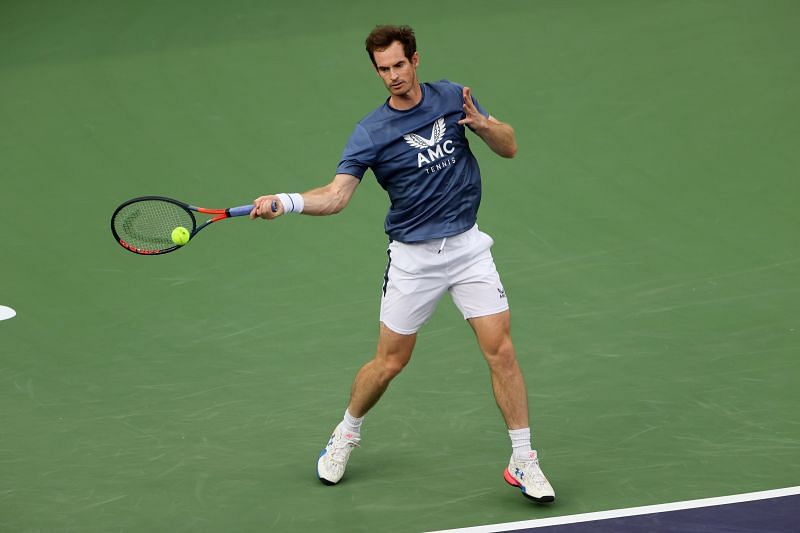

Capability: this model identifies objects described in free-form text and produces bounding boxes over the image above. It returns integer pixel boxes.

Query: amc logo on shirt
[403,117,456,170]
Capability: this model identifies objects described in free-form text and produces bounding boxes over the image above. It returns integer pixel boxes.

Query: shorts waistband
[392,225,480,252]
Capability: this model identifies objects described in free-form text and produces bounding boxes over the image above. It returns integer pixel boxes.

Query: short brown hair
[365,25,417,68]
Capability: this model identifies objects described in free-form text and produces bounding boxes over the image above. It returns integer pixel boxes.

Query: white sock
[342,409,363,434]
[509,427,533,461]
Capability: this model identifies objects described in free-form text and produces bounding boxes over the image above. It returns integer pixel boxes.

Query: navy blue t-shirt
[336,80,489,243]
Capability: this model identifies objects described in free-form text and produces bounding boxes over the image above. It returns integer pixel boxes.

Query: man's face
[373,41,419,96]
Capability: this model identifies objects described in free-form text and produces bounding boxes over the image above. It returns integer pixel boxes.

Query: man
[250,25,555,503]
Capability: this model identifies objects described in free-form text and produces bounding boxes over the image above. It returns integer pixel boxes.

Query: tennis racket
[110,195,275,255]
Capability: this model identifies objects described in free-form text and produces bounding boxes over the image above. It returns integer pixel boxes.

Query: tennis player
[250,25,555,503]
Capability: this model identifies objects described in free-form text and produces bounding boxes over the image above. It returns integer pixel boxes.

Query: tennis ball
[171,226,190,246]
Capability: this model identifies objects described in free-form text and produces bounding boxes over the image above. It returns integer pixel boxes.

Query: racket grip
[228,204,256,217]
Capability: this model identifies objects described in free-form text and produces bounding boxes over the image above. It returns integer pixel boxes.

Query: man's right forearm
[250,174,360,220]
[299,174,360,216]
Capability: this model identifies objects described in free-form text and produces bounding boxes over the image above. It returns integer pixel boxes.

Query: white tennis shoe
[317,423,360,485]
[504,450,556,503]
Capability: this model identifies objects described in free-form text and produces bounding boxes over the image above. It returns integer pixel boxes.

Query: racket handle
[229,200,279,217]
[228,204,256,217]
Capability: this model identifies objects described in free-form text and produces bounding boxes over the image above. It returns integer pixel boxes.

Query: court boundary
[426,486,800,532]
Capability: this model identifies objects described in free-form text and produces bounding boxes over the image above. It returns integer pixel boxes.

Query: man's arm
[249,173,360,219]
[457,86,517,158]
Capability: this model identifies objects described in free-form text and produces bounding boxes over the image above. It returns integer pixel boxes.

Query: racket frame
[111,195,254,255]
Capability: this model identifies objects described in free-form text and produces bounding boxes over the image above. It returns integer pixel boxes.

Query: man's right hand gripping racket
[110,196,275,255]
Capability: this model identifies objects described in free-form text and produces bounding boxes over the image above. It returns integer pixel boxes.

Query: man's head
[365,25,416,68]
[365,25,419,97]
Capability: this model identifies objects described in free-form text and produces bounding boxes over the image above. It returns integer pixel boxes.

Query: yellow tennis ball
[171,226,190,246]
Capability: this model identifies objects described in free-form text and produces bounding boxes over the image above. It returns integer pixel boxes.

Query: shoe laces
[514,452,548,487]
[329,431,360,463]
[521,459,548,487]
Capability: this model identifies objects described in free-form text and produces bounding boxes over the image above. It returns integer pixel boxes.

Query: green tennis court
[2,1,798,531]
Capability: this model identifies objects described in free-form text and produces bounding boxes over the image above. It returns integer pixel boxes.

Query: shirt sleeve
[336,123,376,179]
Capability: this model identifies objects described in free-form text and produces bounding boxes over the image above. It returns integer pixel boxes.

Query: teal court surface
[2,1,798,531]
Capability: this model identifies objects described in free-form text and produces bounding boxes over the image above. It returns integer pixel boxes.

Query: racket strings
[113,200,194,251]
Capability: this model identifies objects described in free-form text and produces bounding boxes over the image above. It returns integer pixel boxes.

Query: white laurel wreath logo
[403,118,446,150]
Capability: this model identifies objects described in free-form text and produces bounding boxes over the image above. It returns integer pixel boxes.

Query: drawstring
[437,237,447,254]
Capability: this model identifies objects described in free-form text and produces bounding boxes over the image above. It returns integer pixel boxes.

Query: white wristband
[276,193,304,214]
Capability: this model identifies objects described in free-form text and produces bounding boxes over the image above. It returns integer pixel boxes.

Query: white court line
[426,486,800,533]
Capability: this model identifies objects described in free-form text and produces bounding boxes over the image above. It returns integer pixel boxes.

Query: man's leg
[348,323,417,417]
[317,323,416,485]
[468,310,555,503]
[467,310,528,429]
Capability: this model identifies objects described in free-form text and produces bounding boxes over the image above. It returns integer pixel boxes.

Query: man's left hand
[457,87,490,132]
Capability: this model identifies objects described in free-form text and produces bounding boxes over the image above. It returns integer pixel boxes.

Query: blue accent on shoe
[317,448,338,485]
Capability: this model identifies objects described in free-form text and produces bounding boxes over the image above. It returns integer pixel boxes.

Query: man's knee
[480,335,520,375]
[487,336,516,360]
[374,323,416,381]
[379,354,410,380]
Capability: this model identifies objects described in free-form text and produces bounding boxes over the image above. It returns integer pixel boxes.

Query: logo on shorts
[403,117,456,171]
[498,288,506,299]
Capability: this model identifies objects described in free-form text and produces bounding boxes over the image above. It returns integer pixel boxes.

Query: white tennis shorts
[379,225,509,335]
